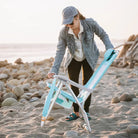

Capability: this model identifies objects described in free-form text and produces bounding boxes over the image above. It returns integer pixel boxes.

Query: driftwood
[112,34,138,68]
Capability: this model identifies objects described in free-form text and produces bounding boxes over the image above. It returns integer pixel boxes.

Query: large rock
[127,125,138,134]
[120,94,132,102]
[2,98,18,106]
[12,86,24,98]
[0,73,8,80]
[3,92,17,101]
[7,79,21,86]
[14,58,23,64]
[0,60,9,67]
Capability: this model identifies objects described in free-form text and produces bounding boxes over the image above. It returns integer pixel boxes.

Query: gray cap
[62,6,78,25]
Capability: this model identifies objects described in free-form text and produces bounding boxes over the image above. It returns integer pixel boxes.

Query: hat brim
[62,16,74,25]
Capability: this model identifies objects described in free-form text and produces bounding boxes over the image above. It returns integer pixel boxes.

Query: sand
[0,58,138,138]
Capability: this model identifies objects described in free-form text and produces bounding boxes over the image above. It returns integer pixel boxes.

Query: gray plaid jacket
[50,18,114,74]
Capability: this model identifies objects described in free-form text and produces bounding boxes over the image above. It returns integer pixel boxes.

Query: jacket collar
[65,19,92,54]
[68,21,84,35]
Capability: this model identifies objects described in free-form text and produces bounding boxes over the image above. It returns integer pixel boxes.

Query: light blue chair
[41,49,118,132]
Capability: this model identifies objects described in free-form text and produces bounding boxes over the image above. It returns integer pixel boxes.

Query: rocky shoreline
[0,57,138,138]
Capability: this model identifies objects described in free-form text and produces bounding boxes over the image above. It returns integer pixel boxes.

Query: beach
[0,53,138,138]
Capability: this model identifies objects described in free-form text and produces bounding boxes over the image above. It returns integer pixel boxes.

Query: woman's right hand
[47,72,55,79]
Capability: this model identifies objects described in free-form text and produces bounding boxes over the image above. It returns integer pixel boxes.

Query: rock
[14,58,23,64]
[115,75,122,79]
[19,98,28,104]
[46,116,54,121]
[52,103,64,109]
[108,132,129,138]
[64,130,78,137]
[32,73,43,82]
[0,134,6,138]
[12,86,24,98]
[0,92,3,102]
[111,97,120,103]
[22,83,30,91]
[129,94,136,99]
[20,93,32,100]
[33,59,52,66]
[0,60,9,67]
[120,94,132,102]
[29,97,39,102]
[7,79,21,86]
[136,92,138,96]
[38,81,47,89]
[3,92,17,100]
[117,79,126,86]
[29,67,37,73]
[41,93,48,101]
[16,70,29,77]
[0,81,4,91]
[127,125,138,134]
[0,73,8,80]
[31,91,41,98]
[2,98,18,106]
[33,102,44,108]
[132,98,138,103]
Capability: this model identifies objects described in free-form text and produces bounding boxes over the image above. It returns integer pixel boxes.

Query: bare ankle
[74,112,79,116]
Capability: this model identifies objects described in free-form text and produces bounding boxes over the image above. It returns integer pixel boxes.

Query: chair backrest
[77,49,118,103]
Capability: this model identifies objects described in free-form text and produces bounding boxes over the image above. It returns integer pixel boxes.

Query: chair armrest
[54,75,92,93]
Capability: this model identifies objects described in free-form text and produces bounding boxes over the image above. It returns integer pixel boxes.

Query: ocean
[0,43,57,63]
[0,40,124,63]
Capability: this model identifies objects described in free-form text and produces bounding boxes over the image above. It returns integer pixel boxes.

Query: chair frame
[41,49,118,132]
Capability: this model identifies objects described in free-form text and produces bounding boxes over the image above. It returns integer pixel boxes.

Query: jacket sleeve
[88,18,114,50]
[50,28,67,74]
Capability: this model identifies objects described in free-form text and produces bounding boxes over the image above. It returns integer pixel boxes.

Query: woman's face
[66,15,80,30]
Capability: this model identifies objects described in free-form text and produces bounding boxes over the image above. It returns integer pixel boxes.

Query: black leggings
[68,58,94,113]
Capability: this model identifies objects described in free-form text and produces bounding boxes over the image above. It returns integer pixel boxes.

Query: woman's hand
[47,72,55,79]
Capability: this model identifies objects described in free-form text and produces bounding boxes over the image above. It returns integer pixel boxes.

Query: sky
[0,0,138,44]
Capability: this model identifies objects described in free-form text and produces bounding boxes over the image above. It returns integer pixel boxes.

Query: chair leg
[66,84,92,132]
[41,80,63,127]
[81,110,91,132]
[46,82,63,118]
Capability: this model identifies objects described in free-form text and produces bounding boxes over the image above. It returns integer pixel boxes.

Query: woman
[47,6,114,121]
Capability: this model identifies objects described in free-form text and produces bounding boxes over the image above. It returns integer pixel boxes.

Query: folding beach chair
[41,49,118,132]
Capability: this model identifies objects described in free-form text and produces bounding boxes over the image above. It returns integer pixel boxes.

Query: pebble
[22,83,30,91]
[46,116,54,121]
[64,130,78,137]
[111,97,120,103]
[29,97,39,102]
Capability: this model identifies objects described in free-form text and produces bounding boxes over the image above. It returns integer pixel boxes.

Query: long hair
[78,11,85,20]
